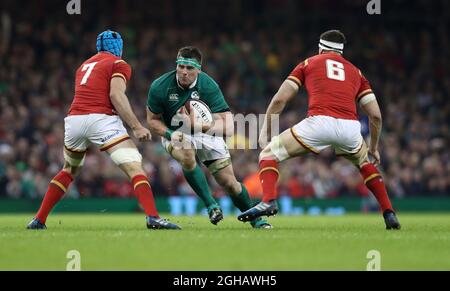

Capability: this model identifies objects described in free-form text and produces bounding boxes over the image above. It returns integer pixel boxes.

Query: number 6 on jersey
[326,59,345,81]
[80,62,98,85]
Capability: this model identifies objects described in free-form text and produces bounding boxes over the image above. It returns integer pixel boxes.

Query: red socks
[36,171,74,223]
[131,175,159,217]
[360,163,393,212]
[259,159,280,202]
[259,158,394,213]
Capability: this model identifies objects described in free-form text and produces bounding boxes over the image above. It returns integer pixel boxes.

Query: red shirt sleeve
[356,71,373,101]
[287,59,308,87]
[112,60,132,83]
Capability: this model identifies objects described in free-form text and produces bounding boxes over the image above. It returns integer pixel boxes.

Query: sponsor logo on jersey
[191,91,200,100]
[169,93,179,101]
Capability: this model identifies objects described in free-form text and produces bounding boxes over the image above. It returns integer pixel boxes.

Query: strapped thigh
[63,147,87,167]
[267,135,290,162]
[203,158,231,175]
[109,147,143,165]
[337,140,369,167]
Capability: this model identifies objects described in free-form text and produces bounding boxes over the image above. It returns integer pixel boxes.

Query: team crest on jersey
[169,93,179,101]
[191,91,200,100]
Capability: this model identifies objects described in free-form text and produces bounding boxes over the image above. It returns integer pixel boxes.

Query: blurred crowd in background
[0,0,448,200]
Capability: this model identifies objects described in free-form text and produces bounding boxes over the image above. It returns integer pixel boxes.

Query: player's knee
[259,136,289,162]
[180,149,196,170]
[121,163,146,179]
[358,157,371,168]
[63,163,81,177]
[207,158,231,175]
[259,146,273,162]
[351,143,370,169]
[63,152,85,176]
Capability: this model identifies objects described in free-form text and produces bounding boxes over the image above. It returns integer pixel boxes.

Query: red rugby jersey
[68,52,132,116]
[288,52,373,120]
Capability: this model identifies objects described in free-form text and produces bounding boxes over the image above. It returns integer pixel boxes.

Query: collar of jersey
[176,74,198,90]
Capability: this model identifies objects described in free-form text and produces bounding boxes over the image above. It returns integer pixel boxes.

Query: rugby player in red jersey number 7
[238,30,401,230]
[27,30,180,230]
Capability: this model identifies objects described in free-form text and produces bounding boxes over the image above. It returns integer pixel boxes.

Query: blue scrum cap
[96,30,123,57]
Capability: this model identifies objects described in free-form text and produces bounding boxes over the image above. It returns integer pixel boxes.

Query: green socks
[183,165,217,208]
[231,184,270,228]
[230,183,254,212]
[183,167,255,215]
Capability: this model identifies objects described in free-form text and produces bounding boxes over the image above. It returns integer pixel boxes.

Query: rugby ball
[184,99,214,126]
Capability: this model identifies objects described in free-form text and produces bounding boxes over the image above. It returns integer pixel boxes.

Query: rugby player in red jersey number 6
[239,30,401,230]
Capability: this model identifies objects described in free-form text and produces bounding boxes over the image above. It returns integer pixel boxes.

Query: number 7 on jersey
[80,62,98,85]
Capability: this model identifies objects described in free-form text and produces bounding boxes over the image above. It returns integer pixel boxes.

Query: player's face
[177,64,200,88]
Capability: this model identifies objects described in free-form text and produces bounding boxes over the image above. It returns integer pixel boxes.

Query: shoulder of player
[149,71,176,94]
[112,59,129,66]
[78,54,98,68]
[292,55,318,69]
[339,57,364,75]
[95,53,129,66]
[320,53,353,65]
[198,72,220,91]
[304,54,324,64]
[316,53,361,71]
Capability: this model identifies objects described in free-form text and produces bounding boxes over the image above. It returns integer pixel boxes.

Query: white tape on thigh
[110,148,142,165]
[269,136,290,162]
[63,151,85,167]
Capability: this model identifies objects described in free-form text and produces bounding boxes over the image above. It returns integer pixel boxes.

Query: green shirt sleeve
[202,78,230,113]
[147,83,163,114]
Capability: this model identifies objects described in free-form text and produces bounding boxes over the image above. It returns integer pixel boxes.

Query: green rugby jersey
[147,70,230,130]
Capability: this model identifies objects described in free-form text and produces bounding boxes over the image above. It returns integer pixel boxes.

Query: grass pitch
[0,213,449,270]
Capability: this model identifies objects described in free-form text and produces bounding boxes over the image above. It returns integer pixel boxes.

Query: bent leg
[34,148,84,224]
[106,139,159,217]
[212,164,252,211]
[341,141,394,213]
[258,129,310,202]
[213,164,272,228]
[237,129,314,222]
[171,147,218,208]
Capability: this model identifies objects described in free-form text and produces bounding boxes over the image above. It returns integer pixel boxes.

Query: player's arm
[259,80,299,146]
[110,77,151,141]
[146,108,169,138]
[200,81,234,137]
[145,83,184,142]
[146,108,185,142]
[359,95,382,165]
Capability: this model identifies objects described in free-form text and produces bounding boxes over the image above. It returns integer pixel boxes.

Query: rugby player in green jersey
[146,46,271,229]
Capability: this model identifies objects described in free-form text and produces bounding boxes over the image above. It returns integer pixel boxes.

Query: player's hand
[171,131,185,143]
[177,107,192,131]
[185,107,214,133]
[200,119,215,133]
[133,126,152,142]
[369,148,381,166]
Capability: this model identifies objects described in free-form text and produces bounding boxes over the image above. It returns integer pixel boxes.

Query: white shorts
[64,114,130,153]
[162,132,230,163]
[291,115,363,155]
